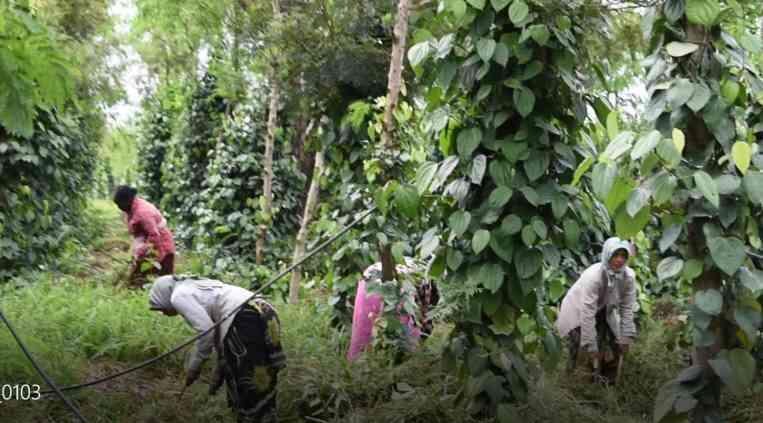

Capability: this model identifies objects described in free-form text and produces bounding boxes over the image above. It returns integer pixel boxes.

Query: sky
[104,0,147,127]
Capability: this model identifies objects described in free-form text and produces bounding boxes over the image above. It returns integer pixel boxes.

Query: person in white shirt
[555,237,637,378]
[148,275,286,423]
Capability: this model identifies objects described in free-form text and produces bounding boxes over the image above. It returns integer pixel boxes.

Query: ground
[0,200,760,422]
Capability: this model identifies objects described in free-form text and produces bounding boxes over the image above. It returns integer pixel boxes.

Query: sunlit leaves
[731,142,751,175]
[657,257,684,281]
[408,41,431,67]
[685,0,721,27]
[666,42,699,57]
[477,38,497,62]
[508,1,529,26]
[672,129,685,154]
[631,130,662,160]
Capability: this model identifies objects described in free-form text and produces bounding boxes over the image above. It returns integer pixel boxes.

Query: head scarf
[148,275,177,310]
[601,237,631,287]
[148,274,226,311]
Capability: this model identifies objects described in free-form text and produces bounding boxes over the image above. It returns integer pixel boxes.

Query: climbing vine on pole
[409,1,606,417]
[618,1,763,421]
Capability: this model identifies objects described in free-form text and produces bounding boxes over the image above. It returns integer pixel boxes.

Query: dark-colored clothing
[222,298,286,423]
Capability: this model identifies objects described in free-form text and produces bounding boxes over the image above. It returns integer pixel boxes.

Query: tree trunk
[255,0,282,264]
[289,149,324,303]
[380,0,411,148]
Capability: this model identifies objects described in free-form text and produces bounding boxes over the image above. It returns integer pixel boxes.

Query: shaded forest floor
[0,200,760,422]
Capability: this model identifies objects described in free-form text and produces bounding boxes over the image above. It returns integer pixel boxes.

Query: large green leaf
[501,215,522,235]
[683,259,703,281]
[473,230,491,254]
[513,87,535,117]
[667,79,695,109]
[731,142,752,175]
[528,24,550,46]
[592,162,618,199]
[739,267,763,293]
[521,225,536,247]
[408,41,432,67]
[486,186,512,210]
[742,171,763,206]
[707,236,746,276]
[415,162,438,193]
[694,171,719,208]
[686,0,720,27]
[494,42,510,66]
[490,233,514,263]
[734,299,762,341]
[657,257,684,281]
[626,187,650,217]
[514,248,542,279]
[686,84,712,112]
[631,130,662,160]
[446,0,467,18]
[695,289,723,315]
[652,173,678,205]
[449,211,472,236]
[477,38,497,62]
[666,41,699,57]
[447,248,464,270]
[457,128,482,158]
[490,0,511,11]
[466,0,486,9]
[659,225,682,252]
[601,131,635,161]
[605,177,635,214]
[709,349,756,394]
[532,218,547,240]
[716,175,741,195]
[395,184,420,218]
[523,149,549,181]
[615,205,651,238]
[563,219,580,249]
[470,154,487,184]
[508,0,529,26]
[479,263,505,293]
[663,0,685,23]
[572,156,594,186]
[489,160,514,187]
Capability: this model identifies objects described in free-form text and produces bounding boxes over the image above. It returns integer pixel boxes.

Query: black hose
[0,309,89,422]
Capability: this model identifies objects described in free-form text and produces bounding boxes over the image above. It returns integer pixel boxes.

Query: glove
[208,361,225,396]
[185,367,201,387]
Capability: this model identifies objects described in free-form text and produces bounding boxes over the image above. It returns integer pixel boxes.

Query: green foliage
[136,84,186,203]
[194,104,305,266]
[0,2,75,138]
[0,110,98,277]
[410,0,611,416]
[160,72,226,244]
[609,1,763,420]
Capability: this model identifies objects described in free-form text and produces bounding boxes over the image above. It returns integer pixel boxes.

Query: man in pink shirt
[113,185,176,286]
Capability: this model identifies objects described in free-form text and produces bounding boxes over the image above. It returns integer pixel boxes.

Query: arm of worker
[171,292,216,384]
[579,273,602,355]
